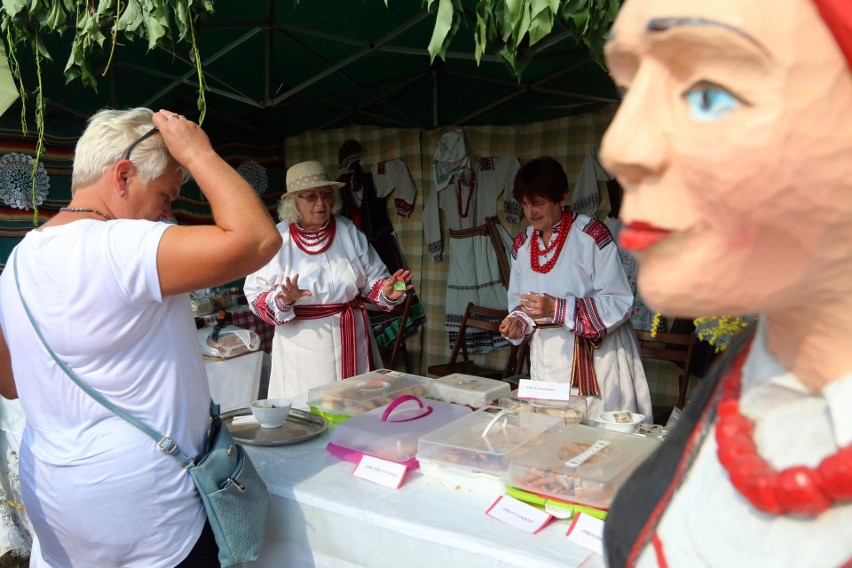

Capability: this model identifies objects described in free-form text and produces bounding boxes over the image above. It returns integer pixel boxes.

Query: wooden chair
[380,294,414,372]
[427,302,519,382]
[635,329,697,410]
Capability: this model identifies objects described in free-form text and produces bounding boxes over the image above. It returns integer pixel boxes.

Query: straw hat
[285,161,344,196]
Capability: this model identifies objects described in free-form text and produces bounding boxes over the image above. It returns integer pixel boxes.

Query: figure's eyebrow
[647,17,770,56]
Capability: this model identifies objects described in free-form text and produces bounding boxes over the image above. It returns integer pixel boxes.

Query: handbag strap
[11,251,208,469]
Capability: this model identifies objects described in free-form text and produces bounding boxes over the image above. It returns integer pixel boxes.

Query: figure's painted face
[600,0,852,317]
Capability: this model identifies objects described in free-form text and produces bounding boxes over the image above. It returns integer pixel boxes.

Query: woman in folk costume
[423,130,522,352]
[601,0,852,565]
[499,156,652,422]
[244,161,413,399]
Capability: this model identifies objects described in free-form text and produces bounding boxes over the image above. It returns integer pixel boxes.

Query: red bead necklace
[290,216,336,255]
[715,345,852,516]
[456,170,476,218]
[530,210,572,274]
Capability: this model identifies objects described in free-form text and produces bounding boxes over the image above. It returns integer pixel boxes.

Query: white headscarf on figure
[432,130,470,193]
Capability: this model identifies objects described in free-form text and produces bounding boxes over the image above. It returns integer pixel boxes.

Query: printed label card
[353,455,407,488]
[486,495,552,533]
[517,379,571,402]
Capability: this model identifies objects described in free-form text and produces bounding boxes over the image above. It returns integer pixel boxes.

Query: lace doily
[0,153,50,209]
[237,160,268,195]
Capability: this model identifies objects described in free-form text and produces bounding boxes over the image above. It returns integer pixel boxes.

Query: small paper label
[564,440,610,468]
[353,455,407,488]
[486,495,552,533]
[517,379,571,401]
[566,513,605,555]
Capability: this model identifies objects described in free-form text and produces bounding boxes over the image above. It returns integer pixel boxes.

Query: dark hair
[513,156,569,204]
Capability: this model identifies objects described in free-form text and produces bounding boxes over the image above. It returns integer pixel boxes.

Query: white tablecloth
[245,398,605,568]
[204,350,265,413]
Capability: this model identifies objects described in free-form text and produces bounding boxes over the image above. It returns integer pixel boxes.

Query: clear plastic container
[498,392,586,425]
[506,424,659,510]
[327,395,471,467]
[428,373,511,408]
[417,406,565,481]
[307,369,432,424]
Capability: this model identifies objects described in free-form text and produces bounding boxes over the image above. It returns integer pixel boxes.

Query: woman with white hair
[0,108,281,566]
[244,160,413,399]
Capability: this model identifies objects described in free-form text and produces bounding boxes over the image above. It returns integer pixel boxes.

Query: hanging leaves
[426,0,622,77]
[0,0,215,224]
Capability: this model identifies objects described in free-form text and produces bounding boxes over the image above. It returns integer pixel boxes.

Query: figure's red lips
[620,222,674,251]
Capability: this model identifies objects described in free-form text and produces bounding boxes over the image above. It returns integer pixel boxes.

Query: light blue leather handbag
[14,253,269,567]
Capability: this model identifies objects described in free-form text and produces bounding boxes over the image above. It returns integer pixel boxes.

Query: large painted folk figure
[600,1,852,566]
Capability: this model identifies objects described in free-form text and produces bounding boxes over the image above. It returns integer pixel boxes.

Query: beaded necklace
[530,210,572,274]
[456,170,476,218]
[290,216,336,255]
[715,344,852,516]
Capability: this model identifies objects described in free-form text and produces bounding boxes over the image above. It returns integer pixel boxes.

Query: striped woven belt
[449,216,510,288]
[293,298,371,378]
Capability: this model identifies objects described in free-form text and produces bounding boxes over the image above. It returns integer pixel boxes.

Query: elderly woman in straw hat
[600,0,852,566]
[244,161,413,398]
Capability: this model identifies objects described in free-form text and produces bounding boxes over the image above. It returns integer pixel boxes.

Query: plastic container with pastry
[505,424,659,511]
[327,395,471,468]
[428,373,511,408]
[307,369,433,424]
[417,406,565,489]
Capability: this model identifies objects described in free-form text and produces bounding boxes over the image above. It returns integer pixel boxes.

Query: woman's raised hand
[278,274,312,306]
[383,269,413,301]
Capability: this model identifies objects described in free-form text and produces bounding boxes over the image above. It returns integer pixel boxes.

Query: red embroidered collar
[715,345,852,516]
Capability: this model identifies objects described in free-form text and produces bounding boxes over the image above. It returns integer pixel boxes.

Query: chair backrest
[424,302,519,382]
[635,329,697,409]
[384,294,413,371]
[449,302,509,365]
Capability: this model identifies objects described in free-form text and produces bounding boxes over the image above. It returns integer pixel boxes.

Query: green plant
[423,0,622,77]
[0,0,215,224]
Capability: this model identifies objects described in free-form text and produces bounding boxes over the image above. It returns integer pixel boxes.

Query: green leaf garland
[1,0,214,224]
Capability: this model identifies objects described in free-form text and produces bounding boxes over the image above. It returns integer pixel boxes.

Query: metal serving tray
[222,407,327,446]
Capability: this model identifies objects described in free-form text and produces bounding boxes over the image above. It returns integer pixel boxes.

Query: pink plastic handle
[381,395,434,423]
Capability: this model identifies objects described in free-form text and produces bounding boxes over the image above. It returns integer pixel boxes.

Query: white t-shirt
[0,219,210,567]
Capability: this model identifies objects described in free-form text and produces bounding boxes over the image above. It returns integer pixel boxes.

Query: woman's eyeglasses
[297,191,335,204]
[123,127,160,161]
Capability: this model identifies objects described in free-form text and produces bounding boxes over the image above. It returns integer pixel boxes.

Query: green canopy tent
[1,0,618,141]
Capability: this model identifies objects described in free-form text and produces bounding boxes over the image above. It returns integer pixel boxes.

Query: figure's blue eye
[683,83,739,122]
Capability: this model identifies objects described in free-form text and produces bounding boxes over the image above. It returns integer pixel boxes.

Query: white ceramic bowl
[250,399,292,428]
[595,411,645,434]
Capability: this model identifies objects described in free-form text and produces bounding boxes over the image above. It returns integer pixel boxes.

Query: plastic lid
[328,395,471,463]
[428,373,511,407]
[417,406,565,475]
[307,369,432,418]
[507,424,659,509]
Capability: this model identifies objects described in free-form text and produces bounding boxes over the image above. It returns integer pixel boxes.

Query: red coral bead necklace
[715,344,852,516]
[530,210,572,274]
[290,216,336,255]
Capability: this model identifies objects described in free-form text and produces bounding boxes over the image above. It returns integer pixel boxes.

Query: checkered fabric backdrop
[284,105,619,378]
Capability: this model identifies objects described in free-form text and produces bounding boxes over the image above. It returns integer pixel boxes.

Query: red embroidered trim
[583,218,614,249]
[290,216,336,255]
[574,297,606,339]
[252,291,282,326]
[512,231,528,260]
[715,343,852,516]
[531,210,572,274]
